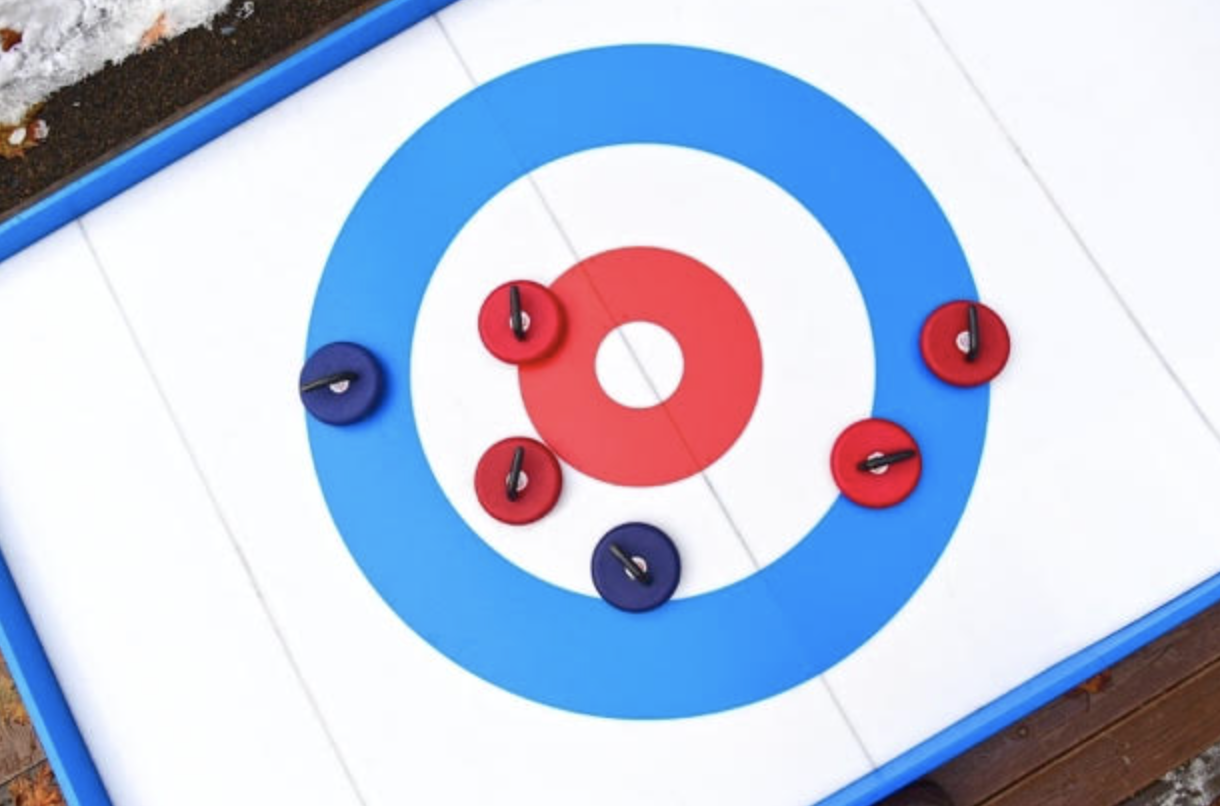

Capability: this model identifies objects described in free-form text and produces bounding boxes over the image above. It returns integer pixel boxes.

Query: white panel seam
[431,13,880,772]
[910,0,1220,448]
[74,219,371,806]
[430,9,773,577]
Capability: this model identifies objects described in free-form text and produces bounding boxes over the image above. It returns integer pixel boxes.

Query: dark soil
[0,0,383,220]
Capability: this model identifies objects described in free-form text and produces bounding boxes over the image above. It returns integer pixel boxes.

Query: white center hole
[505,470,529,493]
[865,451,889,476]
[624,555,649,580]
[507,310,532,334]
[595,322,685,409]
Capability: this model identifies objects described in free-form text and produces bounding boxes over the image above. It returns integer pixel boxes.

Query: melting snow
[0,0,232,125]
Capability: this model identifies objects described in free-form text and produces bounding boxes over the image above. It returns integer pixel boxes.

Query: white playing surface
[0,1,1218,805]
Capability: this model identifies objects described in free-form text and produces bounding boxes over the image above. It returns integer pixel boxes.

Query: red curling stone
[831,418,922,509]
[479,281,566,365]
[920,300,1010,387]
[475,437,563,525]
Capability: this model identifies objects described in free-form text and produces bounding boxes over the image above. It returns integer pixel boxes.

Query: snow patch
[0,0,233,125]
[1150,743,1220,806]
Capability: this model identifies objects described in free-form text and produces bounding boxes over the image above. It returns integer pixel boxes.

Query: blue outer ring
[306,44,987,718]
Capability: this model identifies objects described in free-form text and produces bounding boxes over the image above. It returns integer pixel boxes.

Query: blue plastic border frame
[0,1,1218,803]
[0,557,108,805]
[822,572,1220,805]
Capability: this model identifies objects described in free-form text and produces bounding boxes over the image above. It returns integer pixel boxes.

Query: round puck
[479,281,566,365]
[920,300,1010,387]
[591,523,681,613]
[299,342,384,426]
[474,437,563,525]
[831,418,922,508]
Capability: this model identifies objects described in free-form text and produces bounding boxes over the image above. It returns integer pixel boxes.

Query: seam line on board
[912,0,1220,448]
[432,15,769,570]
[75,220,372,806]
[432,21,879,768]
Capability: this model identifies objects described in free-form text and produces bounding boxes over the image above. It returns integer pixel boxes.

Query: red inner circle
[519,247,762,487]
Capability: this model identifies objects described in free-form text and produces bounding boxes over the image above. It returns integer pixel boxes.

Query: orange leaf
[0,28,21,52]
[1077,670,1112,696]
[0,661,30,725]
[1,107,46,160]
[139,13,169,50]
[9,765,66,806]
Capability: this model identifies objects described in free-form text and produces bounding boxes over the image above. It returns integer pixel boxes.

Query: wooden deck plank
[979,656,1220,806]
[1120,741,1220,806]
[929,603,1220,804]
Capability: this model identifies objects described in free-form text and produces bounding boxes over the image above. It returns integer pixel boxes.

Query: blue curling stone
[592,523,681,613]
[299,342,383,426]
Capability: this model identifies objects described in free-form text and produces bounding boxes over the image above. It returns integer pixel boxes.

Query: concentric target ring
[306,44,987,718]
[519,246,763,487]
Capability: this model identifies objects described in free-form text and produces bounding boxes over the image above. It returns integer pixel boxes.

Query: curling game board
[1,0,1220,804]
